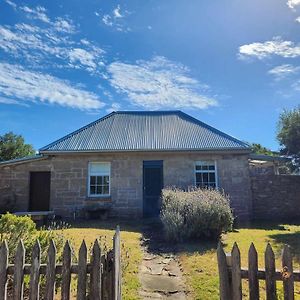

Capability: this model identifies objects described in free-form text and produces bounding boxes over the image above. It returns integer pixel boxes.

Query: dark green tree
[277,106,300,170]
[250,143,276,156]
[0,132,35,161]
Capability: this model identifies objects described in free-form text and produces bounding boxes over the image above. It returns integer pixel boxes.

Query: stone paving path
[139,251,186,299]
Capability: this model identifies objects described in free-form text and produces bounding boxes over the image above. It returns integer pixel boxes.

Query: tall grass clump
[160,188,233,242]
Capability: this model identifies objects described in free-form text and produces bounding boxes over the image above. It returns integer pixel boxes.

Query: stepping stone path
[139,252,187,299]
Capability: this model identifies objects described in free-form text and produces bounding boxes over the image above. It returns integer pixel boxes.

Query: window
[88,162,110,196]
[195,161,217,188]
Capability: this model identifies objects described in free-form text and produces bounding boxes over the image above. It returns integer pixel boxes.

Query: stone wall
[251,174,300,220]
[0,152,252,219]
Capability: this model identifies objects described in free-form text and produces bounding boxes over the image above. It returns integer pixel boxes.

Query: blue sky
[0,0,300,151]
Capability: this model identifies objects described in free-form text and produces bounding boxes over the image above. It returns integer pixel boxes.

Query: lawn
[56,220,300,299]
[179,222,300,299]
[56,220,143,300]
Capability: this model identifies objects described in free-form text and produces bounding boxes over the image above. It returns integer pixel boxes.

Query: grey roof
[40,111,250,153]
[0,154,47,166]
[249,154,291,162]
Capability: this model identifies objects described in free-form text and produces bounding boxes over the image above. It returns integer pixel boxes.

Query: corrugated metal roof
[40,111,250,152]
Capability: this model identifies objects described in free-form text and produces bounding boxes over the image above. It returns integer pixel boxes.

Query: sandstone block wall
[0,152,252,219]
[251,174,300,220]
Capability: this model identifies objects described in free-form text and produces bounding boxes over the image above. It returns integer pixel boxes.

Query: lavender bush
[160,188,233,242]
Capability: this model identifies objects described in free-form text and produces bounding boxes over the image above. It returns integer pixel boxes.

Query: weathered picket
[217,242,300,300]
[0,226,121,300]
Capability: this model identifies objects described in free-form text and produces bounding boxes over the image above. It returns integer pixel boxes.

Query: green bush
[0,213,67,263]
[160,188,234,242]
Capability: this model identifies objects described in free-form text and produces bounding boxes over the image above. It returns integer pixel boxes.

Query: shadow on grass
[268,231,300,263]
[67,218,144,234]
[235,218,300,231]
[68,217,217,255]
[140,218,217,255]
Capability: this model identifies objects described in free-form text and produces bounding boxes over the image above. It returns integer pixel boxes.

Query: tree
[0,132,35,161]
[250,143,277,156]
[277,106,300,170]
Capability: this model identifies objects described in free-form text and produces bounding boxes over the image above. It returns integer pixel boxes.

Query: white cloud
[107,56,217,110]
[102,15,113,27]
[0,63,104,110]
[5,0,17,9]
[53,18,76,34]
[268,64,300,80]
[106,102,121,113]
[101,5,130,32]
[0,21,105,73]
[287,0,300,9]
[69,48,100,71]
[239,37,300,59]
[113,5,123,18]
[20,5,50,24]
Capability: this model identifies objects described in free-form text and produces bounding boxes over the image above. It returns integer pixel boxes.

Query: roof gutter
[0,155,49,167]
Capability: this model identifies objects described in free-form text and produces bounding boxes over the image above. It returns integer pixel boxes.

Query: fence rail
[217,242,299,300]
[0,226,121,300]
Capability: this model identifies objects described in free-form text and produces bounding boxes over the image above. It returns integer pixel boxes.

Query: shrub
[0,213,67,263]
[160,188,234,242]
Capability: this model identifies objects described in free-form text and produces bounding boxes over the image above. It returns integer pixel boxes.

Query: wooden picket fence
[217,242,300,300]
[0,226,121,300]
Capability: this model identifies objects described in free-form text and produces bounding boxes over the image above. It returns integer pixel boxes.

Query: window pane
[209,172,216,183]
[90,176,96,184]
[90,186,96,194]
[90,162,110,174]
[202,165,208,170]
[195,165,202,171]
[202,172,209,183]
[96,186,103,195]
[103,176,109,184]
[97,176,103,185]
[103,185,109,194]
[209,165,215,170]
[196,173,202,184]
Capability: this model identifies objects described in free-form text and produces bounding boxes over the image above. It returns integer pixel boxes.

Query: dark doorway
[143,160,163,217]
[29,172,51,211]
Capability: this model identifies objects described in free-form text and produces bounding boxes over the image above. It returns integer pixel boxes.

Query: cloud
[5,0,17,9]
[20,5,50,23]
[68,47,105,72]
[239,37,300,59]
[107,56,217,110]
[287,0,300,9]
[102,15,113,27]
[101,5,130,32]
[268,64,300,80]
[106,102,121,113]
[0,21,105,73]
[0,63,104,110]
[113,5,123,18]
[53,18,76,34]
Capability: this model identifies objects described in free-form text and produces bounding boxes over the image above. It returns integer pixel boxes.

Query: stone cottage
[0,111,252,220]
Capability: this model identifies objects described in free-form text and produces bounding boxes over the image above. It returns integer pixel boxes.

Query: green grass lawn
[179,222,300,299]
[56,220,143,300]
[56,220,300,300]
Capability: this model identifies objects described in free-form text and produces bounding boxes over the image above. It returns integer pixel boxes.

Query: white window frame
[88,162,111,197]
[194,160,218,188]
